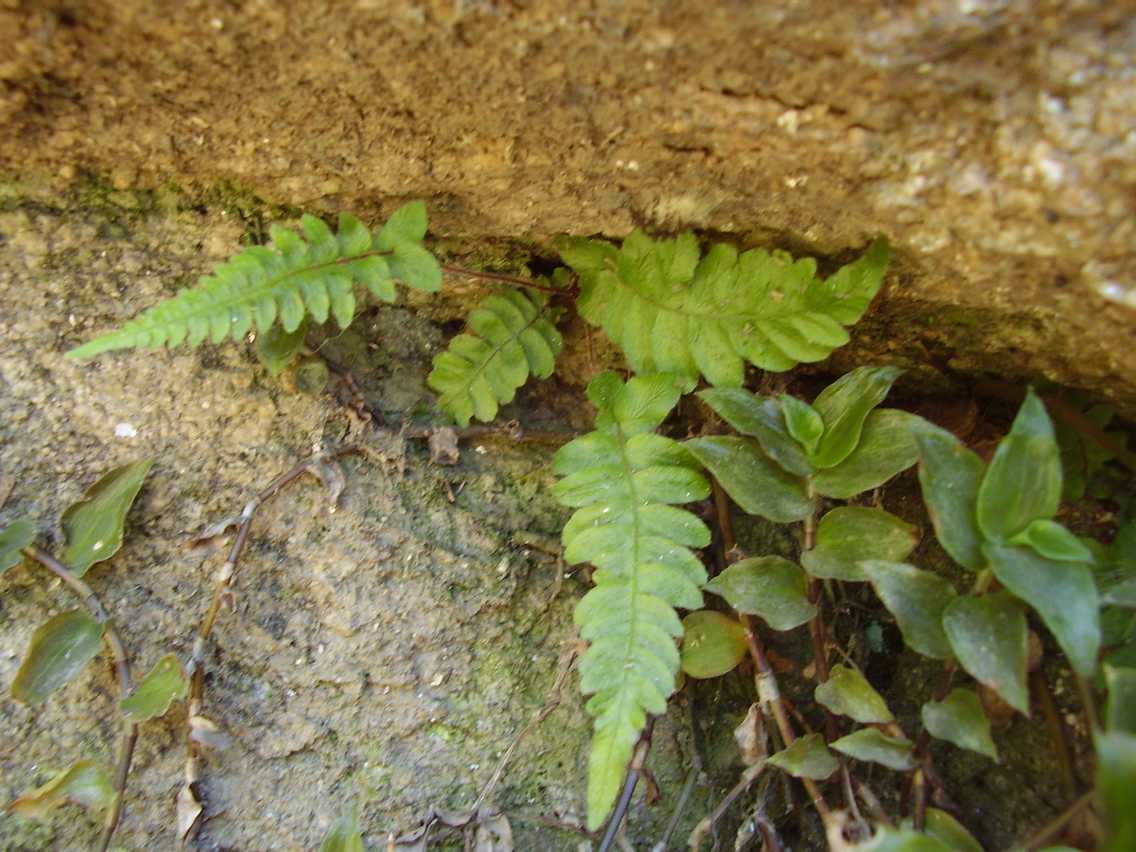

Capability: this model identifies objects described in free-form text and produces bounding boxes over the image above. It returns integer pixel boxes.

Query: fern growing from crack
[428,285,564,426]
[558,231,889,389]
[550,371,711,830]
[66,202,441,360]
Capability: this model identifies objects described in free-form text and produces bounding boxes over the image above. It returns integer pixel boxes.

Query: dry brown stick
[24,546,136,852]
[179,449,350,841]
[1019,789,1096,851]
[686,759,768,850]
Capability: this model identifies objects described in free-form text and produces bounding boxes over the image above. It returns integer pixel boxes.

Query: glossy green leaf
[984,542,1100,677]
[812,409,923,499]
[856,826,955,852]
[61,459,153,577]
[254,320,307,376]
[319,810,365,852]
[943,593,1030,715]
[685,436,813,523]
[680,611,748,679]
[12,610,105,705]
[1105,664,1136,734]
[779,394,824,455]
[0,518,35,573]
[1097,730,1136,852]
[703,556,816,631]
[120,653,188,722]
[5,759,116,819]
[919,809,985,852]
[861,561,956,659]
[915,426,986,571]
[697,388,812,476]
[767,733,838,780]
[831,728,916,771]
[815,664,893,723]
[921,688,998,760]
[810,366,904,468]
[801,507,919,582]
[1009,518,1094,563]
[976,389,1062,542]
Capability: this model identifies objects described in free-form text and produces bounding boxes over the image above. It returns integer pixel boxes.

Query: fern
[427,286,563,426]
[67,202,441,360]
[550,372,711,830]
[559,231,889,389]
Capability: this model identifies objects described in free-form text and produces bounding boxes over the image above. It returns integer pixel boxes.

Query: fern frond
[550,372,711,830]
[559,231,889,388]
[427,287,563,426]
[67,202,442,360]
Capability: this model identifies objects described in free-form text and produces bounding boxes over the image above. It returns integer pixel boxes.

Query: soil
[0,1,1132,849]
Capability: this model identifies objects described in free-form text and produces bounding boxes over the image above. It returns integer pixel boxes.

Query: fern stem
[597,724,653,852]
[24,546,136,852]
[441,263,576,296]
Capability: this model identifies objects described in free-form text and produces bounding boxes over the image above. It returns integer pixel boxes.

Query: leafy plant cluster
[9,199,1131,849]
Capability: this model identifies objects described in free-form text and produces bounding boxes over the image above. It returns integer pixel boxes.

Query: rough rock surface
[1,0,1134,409]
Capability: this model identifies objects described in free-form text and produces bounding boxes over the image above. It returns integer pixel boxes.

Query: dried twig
[23,546,136,852]
[179,449,351,841]
[686,759,768,850]
[395,645,580,848]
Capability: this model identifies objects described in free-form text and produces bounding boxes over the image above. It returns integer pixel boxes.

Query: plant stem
[1018,789,1096,850]
[598,724,654,852]
[24,546,136,852]
[1033,669,1077,797]
[686,759,768,850]
[441,263,577,296]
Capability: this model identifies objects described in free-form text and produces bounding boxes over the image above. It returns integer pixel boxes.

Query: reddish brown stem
[441,263,577,296]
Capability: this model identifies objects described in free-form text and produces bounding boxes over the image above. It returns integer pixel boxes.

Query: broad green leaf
[61,458,153,577]
[921,688,998,760]
[561,232,888,388]
[377,199,428,244]
[984,542,1100,677]
[915,427,985,571]
[831,728,916,771]
[255,320,307,376]
[1009,518,1094,563]
[801,507,919,582]
[855,826,954,852]
[915,809,985,852]
[1,518,36,573]
[319,810,365,852]
[703,556,816,631]
[6,759,116,819]
[861,561,956,659]
[120,653,188,722]
[943,593,1030,715]
[1105,664,1136,734]
[1097,730,1136,852]
[810,366,904,468]
[684,436,812,523]
[12,610,105,705]
[680,611,748,679]
[812,409,923,499]
[767,733,838,780]
[697,388,812,476]
[815,664,893,723]
[976,389,1062,542]
[779,394,823,455]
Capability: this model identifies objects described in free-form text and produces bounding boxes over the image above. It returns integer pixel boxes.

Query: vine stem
[709,480,833,825]
[23,546,136,852]
[441,263,578,296]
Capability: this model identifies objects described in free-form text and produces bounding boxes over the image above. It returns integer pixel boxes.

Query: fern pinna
[550,372,711,830]
[558,231,889,389]
[66,202,441,360]
[428,287,563,426]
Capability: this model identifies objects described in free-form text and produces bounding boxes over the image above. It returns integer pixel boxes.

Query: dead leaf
[473,810,513,852]
[189,715,232,751]
[734,702,768,766]
[428,428,460,466]
[176,782,203,841]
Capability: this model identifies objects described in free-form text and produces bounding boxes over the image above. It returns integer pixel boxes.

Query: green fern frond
[559,231,889,388]
[67,202,441,360]
[550,372,711,830]
[427,287,563,426]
